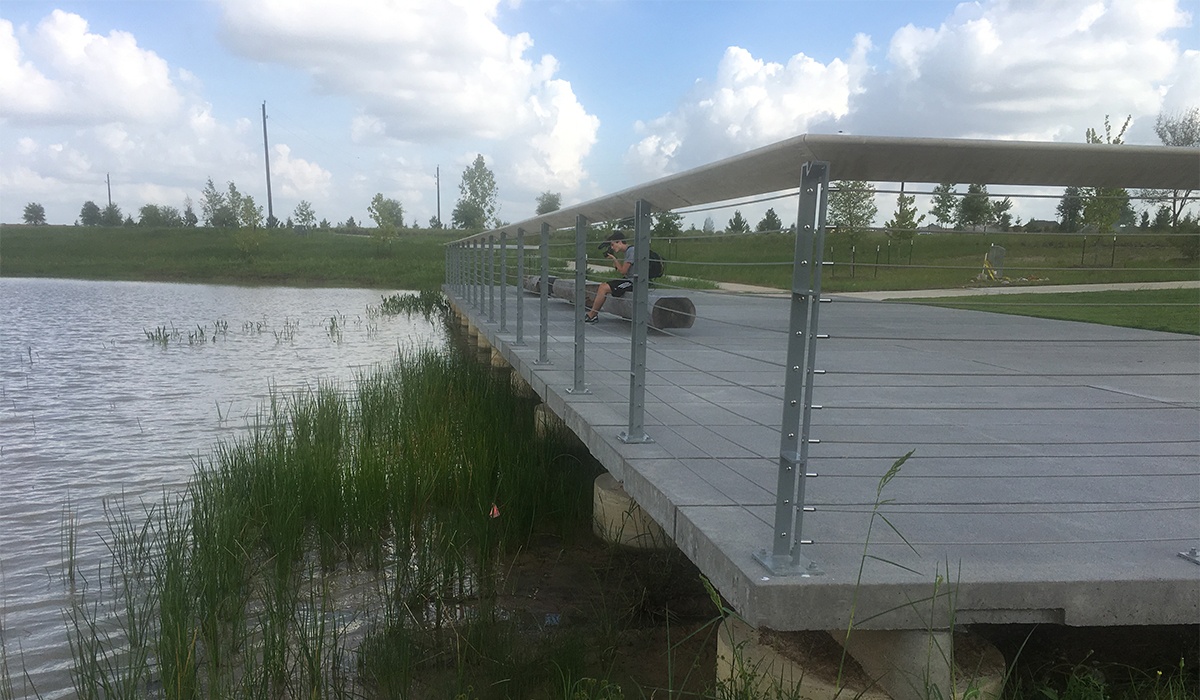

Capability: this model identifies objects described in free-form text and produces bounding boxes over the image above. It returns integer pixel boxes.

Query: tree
[427,216,442,229]
[293,200,316,229]
[453,154,498,229]
[956,184,994,229]
[239,195,264,229]
[726,210,750,235]
[702,216,715,234]
[929,183,957,227]
[80,201,102,226]
[226,182,245,228]
[368,193,405,229]
[1082,115,1132,233]
[992,197,1014,231]
[884,191,924,241]
[183,197,198,227]
[828,180,877,243]
[99,203,123,227]
[1140,108,1199,230]
[139,204,182,227]
[452,199,486,230]
[200,178,227,227]
[1057,186,1084,232]
[535,191,561,215]
[756,208,783,233]
[23,202,47,225]
[651,210,683,239]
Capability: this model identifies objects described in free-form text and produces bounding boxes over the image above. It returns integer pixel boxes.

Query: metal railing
[444,133,1199,583]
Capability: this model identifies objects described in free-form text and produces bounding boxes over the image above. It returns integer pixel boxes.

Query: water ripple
[0,278,443,698]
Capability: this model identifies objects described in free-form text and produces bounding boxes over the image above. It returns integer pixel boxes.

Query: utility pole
[106,173,112,207]
[262,101,274,224]
[436,165,441,227]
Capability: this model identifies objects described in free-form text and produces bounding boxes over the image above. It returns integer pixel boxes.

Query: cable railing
[444,134,1199,594]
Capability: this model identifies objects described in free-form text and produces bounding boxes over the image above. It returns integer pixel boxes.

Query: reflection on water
[0,278,443,699]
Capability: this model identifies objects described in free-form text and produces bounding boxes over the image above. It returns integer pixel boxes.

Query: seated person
[584,231,635,323]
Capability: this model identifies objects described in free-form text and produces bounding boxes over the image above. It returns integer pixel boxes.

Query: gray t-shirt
[622,245,636,275]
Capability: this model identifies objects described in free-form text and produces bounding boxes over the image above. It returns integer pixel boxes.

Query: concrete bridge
[445,134,1199,698]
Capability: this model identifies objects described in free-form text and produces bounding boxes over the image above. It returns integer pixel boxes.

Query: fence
[444,134,1199,627]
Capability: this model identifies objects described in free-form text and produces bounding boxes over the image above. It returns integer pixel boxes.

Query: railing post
[536,223,552,365]
[755,160,829,577]
[487,234,496,323]
[499,231,508,332]
[619,200,653,444]
[515,229,526,346]
[568,214,590,394]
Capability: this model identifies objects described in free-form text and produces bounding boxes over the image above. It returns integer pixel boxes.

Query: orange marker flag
[489,503,500,518]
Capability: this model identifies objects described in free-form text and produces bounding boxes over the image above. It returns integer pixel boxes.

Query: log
[522,275,695,330]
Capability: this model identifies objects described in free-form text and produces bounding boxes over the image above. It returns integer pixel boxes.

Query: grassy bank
[1,224,456,289]
[912,287,1200,335]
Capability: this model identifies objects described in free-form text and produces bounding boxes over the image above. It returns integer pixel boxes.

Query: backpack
[648,249,665,280]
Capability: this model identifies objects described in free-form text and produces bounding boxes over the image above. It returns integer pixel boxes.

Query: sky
[2,0,1198,229]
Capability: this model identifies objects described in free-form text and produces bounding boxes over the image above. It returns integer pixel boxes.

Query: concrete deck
[449,284,1199,632]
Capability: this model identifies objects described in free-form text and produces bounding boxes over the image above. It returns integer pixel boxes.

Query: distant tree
[535,191,561,215]
[955,184,994,229]
[702,216,715,234]
[124,215,135,227]
[239,195,264,229]
[319,218,331,229]
[293,200,316,229]
[427,216,442,229]
[225,182,245,228]
[929,183,957,227]
[1140,108,1199,230]
[828,180,877,243]
[726,210,750,235]
[80,201,102,226]
[1152,205,1172,230]
[139,204,182,227]
[885,191,924,240]
[1057,186,1084,232]
[453,154,498,229]
[451,199,486,230]
[23,202,47,225]
[992,197,1014,231]
[266,215,279,229]
[1082,115,1132,233]
[1139,210,1151,229]
[651,210,683,239]
[756,208,783,233]
[344,216,358,230]
[100,203,123,227]
[182,197,198,227]
[200,178,228,227]
[368,193,405,229]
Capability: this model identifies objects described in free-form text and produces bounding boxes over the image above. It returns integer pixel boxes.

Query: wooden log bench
[520,275,695,330]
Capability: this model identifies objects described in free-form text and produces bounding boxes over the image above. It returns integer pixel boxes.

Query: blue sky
[2,0,1197,228]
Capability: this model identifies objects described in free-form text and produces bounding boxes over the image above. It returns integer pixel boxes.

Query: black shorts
[609,278,634,298]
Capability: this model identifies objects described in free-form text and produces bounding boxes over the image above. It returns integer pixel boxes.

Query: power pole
[435,165,441,227]
[106,173,112,207]
[262,101,274,224]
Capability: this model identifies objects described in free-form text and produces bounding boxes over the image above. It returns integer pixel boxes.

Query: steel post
[755,160,829,576]
[619,200,653,444]
[487,234,496,323]
[499,231,508,331]
[536,223,552,365]
[515,229,526,346]
[568,215,590,394]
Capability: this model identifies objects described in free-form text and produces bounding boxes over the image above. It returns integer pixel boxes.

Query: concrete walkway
[451,282,1200,632]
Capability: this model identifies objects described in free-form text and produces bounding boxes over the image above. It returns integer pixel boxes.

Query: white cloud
[0,11,182,125]
[214,0,599,199]
[627,0,1197,181]
[846,0,1194,142]
[626,39,870,179]
[271,143,333,200]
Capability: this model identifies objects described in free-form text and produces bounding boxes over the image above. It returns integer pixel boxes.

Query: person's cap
[605,230,627,242]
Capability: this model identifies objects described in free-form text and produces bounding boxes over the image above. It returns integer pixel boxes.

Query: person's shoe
[583,313,598,324]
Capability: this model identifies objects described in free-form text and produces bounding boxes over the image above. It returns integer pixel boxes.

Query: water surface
[0,277,442,698]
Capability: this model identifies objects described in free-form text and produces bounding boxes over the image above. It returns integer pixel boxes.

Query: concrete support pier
[717,616,1005,700]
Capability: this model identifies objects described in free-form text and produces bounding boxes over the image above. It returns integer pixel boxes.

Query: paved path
[450,283,1200,632]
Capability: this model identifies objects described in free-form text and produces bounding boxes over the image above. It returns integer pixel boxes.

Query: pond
[0,277,443,699]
